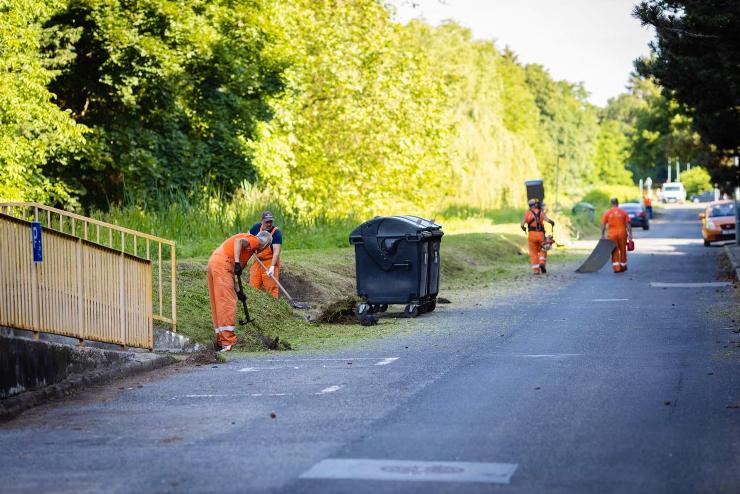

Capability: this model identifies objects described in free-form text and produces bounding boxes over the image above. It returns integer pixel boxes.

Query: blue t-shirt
[249,222,282,245]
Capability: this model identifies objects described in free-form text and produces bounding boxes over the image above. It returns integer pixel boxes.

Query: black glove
[521,225,526,232]
[233,261,242,276]
[236,290,247,303]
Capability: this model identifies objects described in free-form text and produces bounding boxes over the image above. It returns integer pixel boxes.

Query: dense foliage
[634,0,739,186]
[2,0,646,217]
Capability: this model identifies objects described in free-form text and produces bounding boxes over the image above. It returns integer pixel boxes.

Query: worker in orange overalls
[601,197,633,273]
[520,198,555,274]
[207,230,272,351]
[643,194,653,219]
[249,211,282,299]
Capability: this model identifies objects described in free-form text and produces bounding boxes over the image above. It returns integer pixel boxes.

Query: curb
[722,244,740,280]
[0,353,176,423]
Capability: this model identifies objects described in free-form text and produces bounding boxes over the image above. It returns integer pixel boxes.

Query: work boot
[540,264,547,274]
[622,265,628,272]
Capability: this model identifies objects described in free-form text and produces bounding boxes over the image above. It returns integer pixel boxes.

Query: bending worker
[601,197,632,273]
[249,211,282,299]
[208,230,272,351]
[520,198,555,274]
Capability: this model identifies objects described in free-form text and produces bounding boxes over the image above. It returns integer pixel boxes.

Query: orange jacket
[524,208,546,232]
[602,207,630,236]
[219,233,260,265]
[255,225,279,262]
[644,197,652,207]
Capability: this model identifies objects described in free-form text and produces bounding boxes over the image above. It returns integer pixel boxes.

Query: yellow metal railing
[0,214,153,349]
[0,202,176,331]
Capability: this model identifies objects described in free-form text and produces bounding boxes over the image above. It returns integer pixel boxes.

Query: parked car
[700,200,736,246]
[691,191,714,203]
[621,202,650,230]
[661,182,686,203]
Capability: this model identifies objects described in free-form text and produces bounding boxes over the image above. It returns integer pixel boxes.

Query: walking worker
[208,230,272,351]
[644,194,653,219]
[601,197,632,273]
[249,211,282,299]
[520,198,555,274]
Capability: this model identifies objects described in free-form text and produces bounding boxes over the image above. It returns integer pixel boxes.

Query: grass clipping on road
[173,226,577,352]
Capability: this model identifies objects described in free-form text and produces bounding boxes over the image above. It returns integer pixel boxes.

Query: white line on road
[300,459,518,484]
[238,366,300,372]
[650,282,731,288]
[592,298,629,302]
[315,385,342,395]
[520,354,582,359]
[179,393,289,398]
[375,357,399,366]
[259,357,397,362]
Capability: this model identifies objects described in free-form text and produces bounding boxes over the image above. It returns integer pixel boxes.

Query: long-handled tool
[251,255,310,309]
[234,273,279,350]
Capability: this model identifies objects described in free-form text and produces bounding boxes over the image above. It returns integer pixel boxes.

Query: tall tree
[0,0,85,203]
[44,0,284,208]
[634,0,740,183]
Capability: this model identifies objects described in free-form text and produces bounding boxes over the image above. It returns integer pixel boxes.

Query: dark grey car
[621,202,650,230]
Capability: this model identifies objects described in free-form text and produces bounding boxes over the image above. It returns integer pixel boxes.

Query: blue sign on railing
[31,221,43,263]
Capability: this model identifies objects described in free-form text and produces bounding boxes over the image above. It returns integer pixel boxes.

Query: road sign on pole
[31,221,43,263]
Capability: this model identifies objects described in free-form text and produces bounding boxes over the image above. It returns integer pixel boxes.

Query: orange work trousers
[207,247,238,348]
[249,259,280,299]
[528,231,547,273]
[609,233,628,272]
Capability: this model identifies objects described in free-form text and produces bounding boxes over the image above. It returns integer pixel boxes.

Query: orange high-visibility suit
[524,208,547,274]
[601,207,630,272]
[249,225,280,299]
[207,233,260,349]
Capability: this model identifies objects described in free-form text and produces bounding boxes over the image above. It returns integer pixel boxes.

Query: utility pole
[676,159,681,182]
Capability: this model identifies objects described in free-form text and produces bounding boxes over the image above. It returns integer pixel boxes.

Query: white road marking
[315,385,342,395]
[650,282,731,288]
[259,357,397,362]
[375,357,399,366]
[238,366,301,372]
[520,354,581,359]
[300,459,518,484]
[179,393,288,398]
[592,298,629,302]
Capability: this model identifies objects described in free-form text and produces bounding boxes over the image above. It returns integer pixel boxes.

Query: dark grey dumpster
[349,216,443,317]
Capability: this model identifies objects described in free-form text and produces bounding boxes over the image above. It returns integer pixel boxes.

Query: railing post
[171,243,177,332]
[158,242,163,318]
[77,238,84,342]
[119,251,126,347]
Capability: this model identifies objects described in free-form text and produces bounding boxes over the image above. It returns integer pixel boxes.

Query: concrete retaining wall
[1,334,134,399]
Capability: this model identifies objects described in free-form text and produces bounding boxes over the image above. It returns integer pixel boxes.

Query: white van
[661,182,686,203]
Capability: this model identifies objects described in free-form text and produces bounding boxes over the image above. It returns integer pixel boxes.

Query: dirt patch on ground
[316,297,359,324]
[182,349,221,366]
[280,270,328,303]
[717,252,738,282]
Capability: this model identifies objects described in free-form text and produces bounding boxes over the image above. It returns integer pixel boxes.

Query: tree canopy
[634,0,739,185]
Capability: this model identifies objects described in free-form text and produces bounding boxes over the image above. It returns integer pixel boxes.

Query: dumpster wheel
[404,304,419,318]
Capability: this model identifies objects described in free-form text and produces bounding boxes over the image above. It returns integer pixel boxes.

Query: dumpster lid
[349,215,442,240]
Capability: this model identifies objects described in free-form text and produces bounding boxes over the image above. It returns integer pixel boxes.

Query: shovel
[234,273,279,350]
[251,254,310,309]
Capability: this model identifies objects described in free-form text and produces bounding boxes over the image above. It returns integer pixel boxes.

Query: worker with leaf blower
[207,230,272,351]
[520,198,555,274]
[601,197,632,273]
[249,211,282,299]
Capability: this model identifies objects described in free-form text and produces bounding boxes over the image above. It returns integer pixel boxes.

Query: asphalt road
[1,207,738,493]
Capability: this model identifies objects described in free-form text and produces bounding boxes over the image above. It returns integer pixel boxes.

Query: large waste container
[525,179,545,201]
[349,216,443,317]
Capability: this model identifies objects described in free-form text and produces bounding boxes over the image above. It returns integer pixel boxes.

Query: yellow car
[700,200,736,246]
